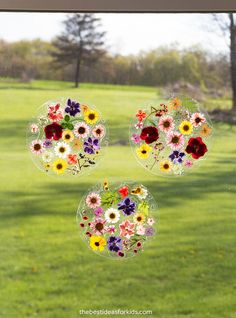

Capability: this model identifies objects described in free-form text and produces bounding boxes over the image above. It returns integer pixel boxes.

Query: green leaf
[61,122,67,129]
[67,123,74,130]
[138,201,149,215]
[101,191,119,208]
[147,119,156,126]
[64,115,70,122]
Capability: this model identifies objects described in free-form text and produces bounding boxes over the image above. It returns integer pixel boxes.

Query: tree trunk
[229,14,236,111]
[75,54,81,88]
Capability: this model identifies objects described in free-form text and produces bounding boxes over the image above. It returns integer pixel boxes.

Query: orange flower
[72,138,82,150]
[67,154,78,165]
[136,110,146,122]
[200,124,212,137]
[81,104,89,113]
[169,97,182,110]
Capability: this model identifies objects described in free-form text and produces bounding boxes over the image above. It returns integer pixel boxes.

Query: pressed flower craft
[27,98,108,176]
[130,96,213,176]
[77,182,157,259]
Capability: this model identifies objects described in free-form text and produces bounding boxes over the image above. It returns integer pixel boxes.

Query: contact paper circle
[130,96,213,176]
[77,181,157,259]
[27,98,108,176]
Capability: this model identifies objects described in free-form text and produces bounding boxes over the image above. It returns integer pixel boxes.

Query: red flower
[136,110,146,122]
[44,122,63,140]
[140,126,159,144]
[185,137,208,159]
[118,186,129,197]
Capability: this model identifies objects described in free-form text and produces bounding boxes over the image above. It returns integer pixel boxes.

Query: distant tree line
[0,38,230,92]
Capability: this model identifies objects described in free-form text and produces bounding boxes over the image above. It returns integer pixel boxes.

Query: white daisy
[147,217,155,226]
[54,142,71,159]
[172,164,184,175]
[74,122,90,139]
[105,208,120,224]
[42,151,53,163]
[137,187,148,199]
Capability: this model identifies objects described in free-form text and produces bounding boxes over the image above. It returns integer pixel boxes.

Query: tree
[53,14,105,87]
[229,14,236,111]
[213,13,236,111]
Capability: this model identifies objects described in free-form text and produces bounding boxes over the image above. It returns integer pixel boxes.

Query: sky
[0,12,229,55]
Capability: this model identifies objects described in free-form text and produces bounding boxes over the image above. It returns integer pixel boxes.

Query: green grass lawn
[0,80,236,318]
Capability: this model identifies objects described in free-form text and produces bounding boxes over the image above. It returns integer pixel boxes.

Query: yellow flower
[133,213,146,224]
[160,160,172,173]
[200,124,212,137]
[131,186,142,195]
[169,97,182,110]
[62,130,74,143]
[72,138,82,150]
[136,144,151,159]
[84,109,99,124]
[90,236,107,251]
[44,163,51,172]
[179,121,193,135]
[52,159,67,175]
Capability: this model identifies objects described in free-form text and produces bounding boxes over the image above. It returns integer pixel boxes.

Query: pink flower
[94,207,104,217]
[119,220,135,239]
[185,160,193,168]
[30,124,39,134]
[135,122,144,130]
[131,133,141,144]
[85,193,101,209]
[107,225,116,234]
[190,112,206,127]
[89,218,107,235]
[67,154,77,165]
[30,139,44,155]
[167,131,184,150]
[92,124,105,139]
[48,103,64,122]
[158,115,174,133]
[136,224,145,235]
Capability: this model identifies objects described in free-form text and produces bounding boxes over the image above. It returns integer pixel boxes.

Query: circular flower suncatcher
[77,182,157,259]
[130,96,213,176]
[27,98,108,176]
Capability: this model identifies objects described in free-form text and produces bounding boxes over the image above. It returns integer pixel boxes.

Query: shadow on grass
[0,182,92,224]
[1,158,235,225]
[0,119,131,146]
[0,120,28,140]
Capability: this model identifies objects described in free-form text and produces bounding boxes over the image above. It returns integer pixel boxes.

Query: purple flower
[145,227,155,236]
[131,133,141,144]
[83,137,100,154]
[65,98,80,116]
[118,197,136,216]
[43,139,52,148]
[107,236,122,252]
[94,207,103,217]
[169,151,185,164]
